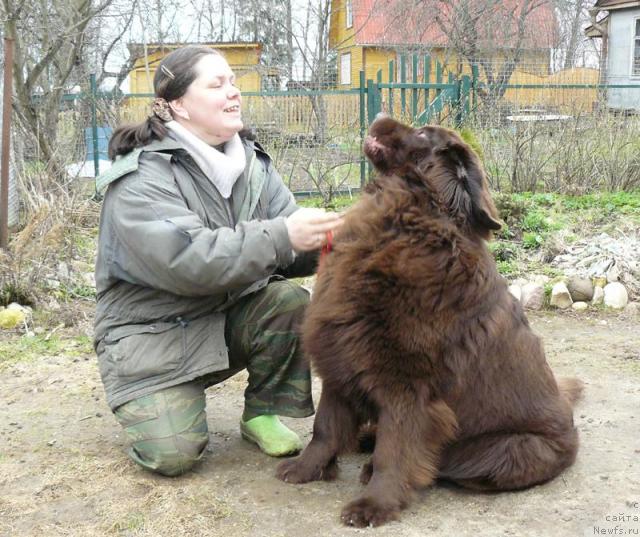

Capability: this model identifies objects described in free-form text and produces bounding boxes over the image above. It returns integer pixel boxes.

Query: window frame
[631,16,640,78]
[346,0,353,29]
[340,52,352,85]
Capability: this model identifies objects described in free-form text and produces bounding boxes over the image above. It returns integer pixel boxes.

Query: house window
[346,0,353,29]
[341,53,351,85]
[634,18,640,77]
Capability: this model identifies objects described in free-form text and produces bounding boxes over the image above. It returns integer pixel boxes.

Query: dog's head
[363,115,501,238]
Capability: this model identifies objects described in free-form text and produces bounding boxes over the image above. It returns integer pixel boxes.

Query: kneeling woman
[94,45,341,476]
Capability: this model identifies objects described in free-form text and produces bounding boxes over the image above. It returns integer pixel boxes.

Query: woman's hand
[285,208,344,253]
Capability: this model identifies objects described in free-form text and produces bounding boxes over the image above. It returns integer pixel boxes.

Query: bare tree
[430,0,554,102]
[554,0,590,69]
[1,0,118,177]
[379,0,556,106]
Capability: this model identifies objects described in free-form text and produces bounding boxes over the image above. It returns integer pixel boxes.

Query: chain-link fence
[52,57,640,205]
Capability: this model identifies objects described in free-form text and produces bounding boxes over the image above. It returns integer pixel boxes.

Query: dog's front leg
[341,389,457,527]
[276,386,358,484]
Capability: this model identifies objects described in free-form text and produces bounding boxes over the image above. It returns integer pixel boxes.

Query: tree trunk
[563,0,586,69]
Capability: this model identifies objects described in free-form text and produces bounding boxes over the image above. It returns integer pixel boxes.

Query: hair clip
[161,65,175,80]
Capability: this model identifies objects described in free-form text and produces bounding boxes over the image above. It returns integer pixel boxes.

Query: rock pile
[550,232,640,298]
[508,274,636,314]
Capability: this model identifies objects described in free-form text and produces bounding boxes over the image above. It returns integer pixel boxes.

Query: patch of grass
[522,211,551,233]
[0,281,37,307]
[53,283,96,301]
[110,512,146,533]
[560,191,640,211]
[0,334,93,370]
[459,128,484,161]
[496,259,519,276]
[522,232,545,249]
[489,241,518,262]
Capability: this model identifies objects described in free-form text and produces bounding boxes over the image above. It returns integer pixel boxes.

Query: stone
[572,301,588,311]
[603,282,628,309]
[592,286,604,306]
[566,277,594,302]
[508,285,522,301]
[521,282,544,310]
[530,274,550,285]
[82,272,96,288]
[6,303,28,312]
[550,282,573,309]
[57,261,70,281]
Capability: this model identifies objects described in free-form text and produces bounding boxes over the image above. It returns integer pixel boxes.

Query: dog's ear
[437,141,501,235]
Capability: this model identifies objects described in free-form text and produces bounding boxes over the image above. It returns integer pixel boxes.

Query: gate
[359,54,473,183]
[362,54,473,128]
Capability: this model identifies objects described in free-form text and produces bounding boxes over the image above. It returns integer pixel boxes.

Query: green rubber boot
[240,415,303,457]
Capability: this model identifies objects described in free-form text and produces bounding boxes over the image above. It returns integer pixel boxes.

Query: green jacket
[94,136,316,410]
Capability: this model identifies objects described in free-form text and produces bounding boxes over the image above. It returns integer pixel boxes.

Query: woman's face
[170,54,243,145]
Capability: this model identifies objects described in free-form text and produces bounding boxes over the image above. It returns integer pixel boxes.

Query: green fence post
[433,61,443,116]
[411,54,418,123]
[388,59,395,117]
[400,55,407,116]
[451,73,462,126]
[366,77,379,181]
[90,73,100,180]
[460,75,471,124]
[424,55,431,124]
[471,64,479,116]
[376,69,383,120]
[359,70,366,188]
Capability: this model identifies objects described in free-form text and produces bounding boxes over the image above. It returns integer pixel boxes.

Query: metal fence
[58,55,640,199]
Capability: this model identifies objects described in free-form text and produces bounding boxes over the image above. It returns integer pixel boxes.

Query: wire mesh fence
[45,58,640,210]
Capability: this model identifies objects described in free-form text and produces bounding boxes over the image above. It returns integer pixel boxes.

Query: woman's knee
[264,280,310,313]
[128,432,209,476]
[256,281,310,328]
[115,383,209,476]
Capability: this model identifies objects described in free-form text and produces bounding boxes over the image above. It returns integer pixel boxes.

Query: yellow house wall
[129,45,262,95]
[329,0,357,51]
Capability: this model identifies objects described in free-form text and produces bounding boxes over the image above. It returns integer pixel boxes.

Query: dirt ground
[0,310,639,537]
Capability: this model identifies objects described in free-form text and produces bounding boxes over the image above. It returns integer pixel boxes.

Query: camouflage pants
[114,280,314,476]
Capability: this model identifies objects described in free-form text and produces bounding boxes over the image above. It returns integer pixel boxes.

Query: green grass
[0,334,94,370]
[522,232,545,249]
[496,259,519,276]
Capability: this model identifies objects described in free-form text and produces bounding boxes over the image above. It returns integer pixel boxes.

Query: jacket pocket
[104,322,183,380]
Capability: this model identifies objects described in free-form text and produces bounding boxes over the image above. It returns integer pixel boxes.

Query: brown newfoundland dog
[276,116,582,527]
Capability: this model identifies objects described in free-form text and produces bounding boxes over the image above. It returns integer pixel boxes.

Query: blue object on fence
[85,126,112,162]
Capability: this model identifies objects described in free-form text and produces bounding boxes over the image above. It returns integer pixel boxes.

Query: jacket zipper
[176,316,189,358]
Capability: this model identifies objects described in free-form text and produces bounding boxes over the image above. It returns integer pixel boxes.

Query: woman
[94,45,342,476]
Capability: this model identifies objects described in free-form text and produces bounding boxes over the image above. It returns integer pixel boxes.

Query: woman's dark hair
[108,46,220,159]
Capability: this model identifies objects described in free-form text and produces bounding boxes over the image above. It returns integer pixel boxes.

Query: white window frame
[346,0,353,29]
[340,52,352,85]
[631,16,640,78]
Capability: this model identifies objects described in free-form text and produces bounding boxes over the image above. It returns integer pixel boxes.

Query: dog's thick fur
[276,116,582,527]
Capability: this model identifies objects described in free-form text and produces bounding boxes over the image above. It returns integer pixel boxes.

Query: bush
[475,113,640,194]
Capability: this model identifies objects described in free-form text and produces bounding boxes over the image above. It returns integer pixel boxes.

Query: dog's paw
[359,461,373,485]
[340,497,399,527]
[276,457,337,484]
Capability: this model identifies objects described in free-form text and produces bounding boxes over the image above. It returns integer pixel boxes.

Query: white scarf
[166,120,246,198]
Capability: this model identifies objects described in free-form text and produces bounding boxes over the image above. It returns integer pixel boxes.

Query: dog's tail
[557,377,584,407]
